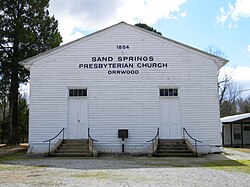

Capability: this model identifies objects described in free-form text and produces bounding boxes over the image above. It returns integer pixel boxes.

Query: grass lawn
[202,160,250,174]
[227,148,250,153]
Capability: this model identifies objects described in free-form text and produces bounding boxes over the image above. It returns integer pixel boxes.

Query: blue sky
[154,0,250,68]
[48,0,250,94]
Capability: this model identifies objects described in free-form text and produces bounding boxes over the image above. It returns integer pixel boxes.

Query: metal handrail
[183,127,202,156]
[88,128,98,156]
[88,128,98,142]
[147,128,159,142]
[147,128,159,156]
[43,128,65,156]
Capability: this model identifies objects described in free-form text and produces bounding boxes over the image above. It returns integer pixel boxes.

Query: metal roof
[221,113,250,123]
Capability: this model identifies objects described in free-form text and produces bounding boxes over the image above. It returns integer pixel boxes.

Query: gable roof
[221,113,250,123]
[20,21,228,70]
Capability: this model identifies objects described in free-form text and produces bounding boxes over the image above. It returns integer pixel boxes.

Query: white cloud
[248,45,250,53]
[217,0,250,27]
[49,0,186,44]
[219,66,250,97]
[219,66,250,85]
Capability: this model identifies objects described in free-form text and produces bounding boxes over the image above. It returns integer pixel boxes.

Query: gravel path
[1,165,249,187]
[0,152,250,187]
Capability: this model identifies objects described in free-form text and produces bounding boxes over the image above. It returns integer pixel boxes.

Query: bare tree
[237,97,250,114]
[205,45,244,117]
[218,70,232,106]
[205,45,227,58]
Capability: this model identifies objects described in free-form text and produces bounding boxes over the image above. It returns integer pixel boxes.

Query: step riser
[158,143,185,146]
[64,140,88,142]
[154,153,195,157]
[60,145,89,149]
[58,147,89,150]
[158,146,188,148]
[158,145,188,149]
[56,149,89,153]
[61,143,89,146]
[51,153,92,157]
[156,150,193,153]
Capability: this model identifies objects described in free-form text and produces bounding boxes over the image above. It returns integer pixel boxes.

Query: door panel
[159,99,180,139]
[68,99,78,139]
[77,99,88,139]
[68,99,88,139]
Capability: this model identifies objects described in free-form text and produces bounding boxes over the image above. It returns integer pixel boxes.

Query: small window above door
[160,88,178,97]
[69,89,87,97]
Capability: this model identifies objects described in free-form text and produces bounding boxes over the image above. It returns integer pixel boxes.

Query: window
[244,126,250,131]
[69,89,87,97]
[160,88,178,97]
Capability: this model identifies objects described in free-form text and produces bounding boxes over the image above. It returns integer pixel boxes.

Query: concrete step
[157,145,187,148]
[157,148,190,152]
[158,142,185,145]
[154,139,196,157]
[64,139,88,142]
[156,149,193,153]
[56,149,89,153]
[159,139,184,143]
[59,146,89,150]
[51,139,91,157]
[50,152,92,157]
[60,145,89,149]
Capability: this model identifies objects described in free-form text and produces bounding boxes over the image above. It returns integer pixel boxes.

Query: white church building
[21,22,228,155]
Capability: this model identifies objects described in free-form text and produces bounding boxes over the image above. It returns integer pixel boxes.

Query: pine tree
[135,23,162,35]
[0,0,62,144]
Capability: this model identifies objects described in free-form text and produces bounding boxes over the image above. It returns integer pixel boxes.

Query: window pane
[165,89,168,96]
[169,89,173,96]
[173,89,178,96]
[160,89,164,96]
[69,89,87,97]
[69,89,73,96]
[83,89,87,96]
[78,89,83,96]
[73,89,77,96]
[160,88,178,97]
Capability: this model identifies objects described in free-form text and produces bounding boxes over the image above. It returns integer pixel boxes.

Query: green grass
[0,152,27,162]
[202,160,250,174]
[143,163,187,167]
[227,148,250,153]
[0,164,38,171]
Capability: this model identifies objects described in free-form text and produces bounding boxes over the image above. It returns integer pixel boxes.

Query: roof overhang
[221,113,250,124]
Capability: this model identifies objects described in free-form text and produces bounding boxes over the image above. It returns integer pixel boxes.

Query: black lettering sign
[79,54,167,75]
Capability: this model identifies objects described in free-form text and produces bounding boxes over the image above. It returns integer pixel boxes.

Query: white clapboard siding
[25,22,225,153]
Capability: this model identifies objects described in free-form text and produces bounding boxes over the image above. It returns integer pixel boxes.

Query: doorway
[159,98,180,139]
[68,98,88,139]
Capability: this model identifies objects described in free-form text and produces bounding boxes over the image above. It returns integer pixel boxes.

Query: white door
[68,99,88,139]
[159,99,180,139]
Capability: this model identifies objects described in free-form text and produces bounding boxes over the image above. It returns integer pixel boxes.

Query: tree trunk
[7,5,21,145]
[1,100,7,143]
[7,69,19,145]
